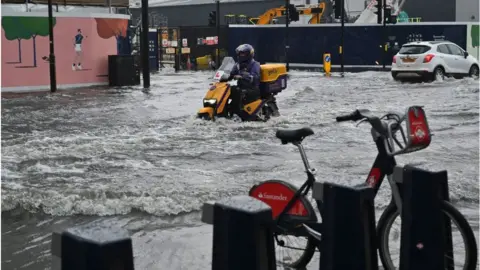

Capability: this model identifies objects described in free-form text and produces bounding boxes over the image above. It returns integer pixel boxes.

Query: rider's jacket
[230,59,261,89]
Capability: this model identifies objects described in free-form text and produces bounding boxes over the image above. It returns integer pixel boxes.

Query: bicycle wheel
[249,180,318,269]
[377,200,478,270]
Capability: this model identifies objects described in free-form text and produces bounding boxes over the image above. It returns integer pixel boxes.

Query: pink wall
[1,16,128,90]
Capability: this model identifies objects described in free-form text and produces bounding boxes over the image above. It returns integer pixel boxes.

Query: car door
[446,44,470,74]
[436,44,456,73]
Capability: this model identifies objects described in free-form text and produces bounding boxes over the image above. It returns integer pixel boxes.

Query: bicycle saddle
[276,127,314,144]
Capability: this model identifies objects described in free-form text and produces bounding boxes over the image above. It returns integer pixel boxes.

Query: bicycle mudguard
[249,180,316,219]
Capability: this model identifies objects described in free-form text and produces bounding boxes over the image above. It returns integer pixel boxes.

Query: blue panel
[228,24,467,66]
[148,30,159,72]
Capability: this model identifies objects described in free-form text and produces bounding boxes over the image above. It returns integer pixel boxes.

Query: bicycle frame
[273,127,404,239]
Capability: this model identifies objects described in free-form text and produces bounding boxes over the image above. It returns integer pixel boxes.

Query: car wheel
[469,64,479,78]
[391,72,399,81]
[433,66,445,81]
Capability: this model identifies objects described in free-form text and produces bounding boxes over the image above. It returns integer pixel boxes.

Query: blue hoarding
[148,29,159,71]
[228,24,467,66]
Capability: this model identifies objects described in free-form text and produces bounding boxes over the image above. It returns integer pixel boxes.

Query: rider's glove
[240,71,253,83]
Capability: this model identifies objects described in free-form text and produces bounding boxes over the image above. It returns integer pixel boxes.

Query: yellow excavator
[249,3,326,25]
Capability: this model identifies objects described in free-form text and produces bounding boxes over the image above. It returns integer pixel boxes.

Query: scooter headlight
[203,98,217,107]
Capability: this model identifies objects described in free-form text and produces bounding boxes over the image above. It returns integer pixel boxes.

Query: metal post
[285,0,290,71]
[47,0,57,93]
[141,0,150,88]
[216,0,220,69]
[382,0,386,70]
[340,0,345,76]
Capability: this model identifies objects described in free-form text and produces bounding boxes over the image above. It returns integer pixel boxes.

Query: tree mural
[18,17,57,67]
[2,17,31,64]
[95,18,128,54]
[95,18,128,39]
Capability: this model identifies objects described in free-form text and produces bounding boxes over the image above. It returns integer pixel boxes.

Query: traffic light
[333,0,342,19]
[287,4,300,21]
[374,0,383,24]
[384,7,397,24]
[208,11,216,26]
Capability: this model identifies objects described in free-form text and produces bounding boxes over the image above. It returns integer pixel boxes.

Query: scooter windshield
[217,57,236,73]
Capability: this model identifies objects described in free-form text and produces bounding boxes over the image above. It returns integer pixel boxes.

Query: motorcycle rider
[228,44,261,113]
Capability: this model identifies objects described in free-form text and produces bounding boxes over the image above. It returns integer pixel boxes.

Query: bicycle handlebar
[335,107,428,157]
[336,109,405,137]
[335,110,363,122]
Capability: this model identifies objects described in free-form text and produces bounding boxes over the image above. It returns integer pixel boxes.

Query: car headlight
[203,98,217,107]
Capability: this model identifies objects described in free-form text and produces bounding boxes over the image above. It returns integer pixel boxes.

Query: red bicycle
[249,106,477,269]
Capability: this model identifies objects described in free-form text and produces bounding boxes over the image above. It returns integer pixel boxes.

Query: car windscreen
[399,45,431,55]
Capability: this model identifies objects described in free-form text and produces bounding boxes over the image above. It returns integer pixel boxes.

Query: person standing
[72,29,86,70]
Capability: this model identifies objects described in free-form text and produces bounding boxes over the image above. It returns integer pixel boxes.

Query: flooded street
[2,70,479,269]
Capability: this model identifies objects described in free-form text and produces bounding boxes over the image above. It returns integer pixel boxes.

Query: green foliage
[18,16,57,37]
[471,25,479,47]
[1,17,32,41]
[2,16,57,40]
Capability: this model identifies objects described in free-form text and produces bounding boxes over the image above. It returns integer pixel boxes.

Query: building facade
[131,0,290,27]
[455,0,479,22]
[131,0,478,28]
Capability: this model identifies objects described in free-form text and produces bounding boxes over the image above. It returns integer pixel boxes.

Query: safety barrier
[50,165,460,269]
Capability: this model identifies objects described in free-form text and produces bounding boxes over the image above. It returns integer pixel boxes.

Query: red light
[423,54,435,63]
[392,55,396,63]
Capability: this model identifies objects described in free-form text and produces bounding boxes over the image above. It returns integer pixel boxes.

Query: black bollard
[202,195,276,270]
[313,182,377,270]
[174,48,180,72]
[51,223,134,270]
[399,165,447,270]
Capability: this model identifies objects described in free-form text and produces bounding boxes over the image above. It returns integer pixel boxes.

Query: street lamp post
[216,0,220,69]
[47,0,57,92]
[285,0,290,71]
[141,0,151,88]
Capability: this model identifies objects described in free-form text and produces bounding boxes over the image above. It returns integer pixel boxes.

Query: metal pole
[47,0,57,93]
[340,0,345,76]
[141,0,151,88]
[216,0,220,69]
[382,0,386,70]
[285,0,290,71]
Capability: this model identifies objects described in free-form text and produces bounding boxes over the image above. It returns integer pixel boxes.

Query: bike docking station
[48,105,477,270]
[392,165,456,270]
[201,195,277,270]
[309,165,457,270]
[50,223,135,270]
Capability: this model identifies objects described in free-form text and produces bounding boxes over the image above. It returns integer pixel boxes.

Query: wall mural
[1,16,128,90]
[2,16,57,68]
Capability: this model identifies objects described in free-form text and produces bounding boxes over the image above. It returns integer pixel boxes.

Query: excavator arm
[250,3,325,25]
[249,6,287,24]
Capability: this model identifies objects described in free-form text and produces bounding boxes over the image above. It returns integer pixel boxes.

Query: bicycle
[248,106,478,269]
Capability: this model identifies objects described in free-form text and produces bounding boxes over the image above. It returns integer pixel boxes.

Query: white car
[391,41,479,81]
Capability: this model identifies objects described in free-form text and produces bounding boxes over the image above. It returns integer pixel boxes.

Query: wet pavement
[2,70,479,269]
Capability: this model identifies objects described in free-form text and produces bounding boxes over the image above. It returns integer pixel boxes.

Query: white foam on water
[1,71,478,218]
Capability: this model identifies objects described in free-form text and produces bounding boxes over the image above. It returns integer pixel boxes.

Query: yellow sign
[166,47,176,54]
[323,53,331,76]
[181,47,191,54]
